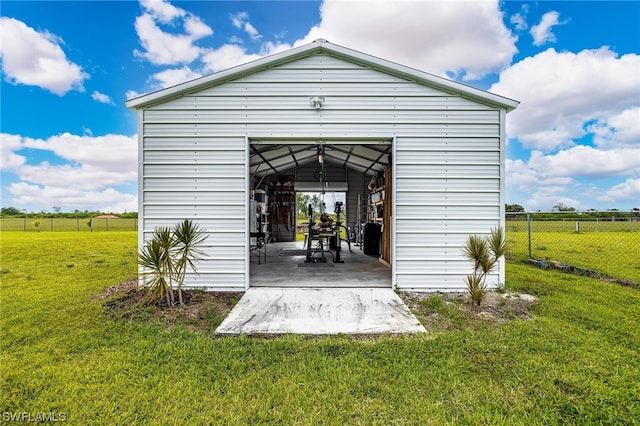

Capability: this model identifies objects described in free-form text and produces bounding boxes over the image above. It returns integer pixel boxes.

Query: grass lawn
[507,231,640,283]
[1,232,639,424]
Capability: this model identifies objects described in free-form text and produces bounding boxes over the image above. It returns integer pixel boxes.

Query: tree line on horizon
[506,203,639,219]
[0,207,137,219]
[2,204,637,220]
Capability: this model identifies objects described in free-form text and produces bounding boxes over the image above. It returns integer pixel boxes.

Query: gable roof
[125,39,519,111]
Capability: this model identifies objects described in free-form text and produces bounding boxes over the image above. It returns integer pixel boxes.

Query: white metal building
[126,39,518,292]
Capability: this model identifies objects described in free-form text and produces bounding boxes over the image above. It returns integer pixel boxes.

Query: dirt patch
[399,290,538,332]
[100,279,242,333]
[100,280,536,335]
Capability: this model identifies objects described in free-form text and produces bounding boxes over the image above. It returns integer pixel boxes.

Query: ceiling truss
[249,141,392,178]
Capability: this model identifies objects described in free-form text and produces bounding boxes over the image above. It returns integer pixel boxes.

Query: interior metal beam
[342,145,355,169]
[364,149,391,175]
[287,145,300,168]
[250,145,279,174]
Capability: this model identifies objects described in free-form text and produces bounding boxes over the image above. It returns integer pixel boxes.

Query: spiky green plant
[463,227,506,306]
[153,226,178,300]
[464,274,486,307]
[488,226,506,259]
[137,220,208,307]
[172,219,208,306]
[138,238,174,305]
[463,235,488,271]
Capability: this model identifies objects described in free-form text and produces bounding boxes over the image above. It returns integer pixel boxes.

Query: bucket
[255,189,266,203]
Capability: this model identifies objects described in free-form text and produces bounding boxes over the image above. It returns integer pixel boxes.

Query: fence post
[527,213,532,259]
[50,218,53,231]
[24,218,26,231]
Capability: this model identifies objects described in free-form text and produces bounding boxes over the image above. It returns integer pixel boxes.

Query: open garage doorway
[296,191,346,240]
[248,139,393,288]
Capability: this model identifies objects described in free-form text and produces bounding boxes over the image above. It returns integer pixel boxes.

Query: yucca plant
[137,220,208,306]
[173,219,208,306]
[138,238,174,305]
[153,226,178,299]
[463,227,506,306]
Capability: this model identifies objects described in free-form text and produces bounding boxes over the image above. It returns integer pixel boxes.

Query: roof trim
[125,39,519,112]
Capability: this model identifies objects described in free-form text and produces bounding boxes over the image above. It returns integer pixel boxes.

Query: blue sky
[1,0,638,213]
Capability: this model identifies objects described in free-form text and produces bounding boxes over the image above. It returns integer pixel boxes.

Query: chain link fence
[2,213,637,283]
[506,212,640,284]
[0,218,137,232]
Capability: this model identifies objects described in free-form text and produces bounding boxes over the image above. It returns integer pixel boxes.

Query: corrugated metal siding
[140,52,505,291]
[141,128,247,290]
[395,134,502,291]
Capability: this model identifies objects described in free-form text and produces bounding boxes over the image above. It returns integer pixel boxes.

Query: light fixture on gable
[309,96,325,109]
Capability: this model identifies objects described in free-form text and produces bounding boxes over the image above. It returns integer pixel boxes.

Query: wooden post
[381,167,392,264]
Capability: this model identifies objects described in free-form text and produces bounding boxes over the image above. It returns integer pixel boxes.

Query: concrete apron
[215,287,426,335]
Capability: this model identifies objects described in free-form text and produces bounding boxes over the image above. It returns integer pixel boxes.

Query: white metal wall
[394,136,503,291]
[140,52,505,291]
[141,127,247,290]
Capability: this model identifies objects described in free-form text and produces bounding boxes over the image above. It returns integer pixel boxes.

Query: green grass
[507,231,640,283]
[507,218,640,233]
[1,232,639,424]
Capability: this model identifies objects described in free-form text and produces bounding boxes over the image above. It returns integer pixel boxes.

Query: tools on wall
[269,174,296,241]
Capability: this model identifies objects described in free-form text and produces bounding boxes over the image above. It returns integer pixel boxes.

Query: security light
[310,96,325,109]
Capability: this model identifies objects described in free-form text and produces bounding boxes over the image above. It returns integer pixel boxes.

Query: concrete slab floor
[250,241,391,288]
[215,287,426,335]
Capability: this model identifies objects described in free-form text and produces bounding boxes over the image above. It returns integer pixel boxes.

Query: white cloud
[136,1,518,92]
[0,134,26,170]
[491,47,640,152]
[22,133,137,176]
[527,146,639,180]
[510,13,528,31]
[506,157,574,193]
[231,12,262,41]
[598,178,640,204]
[125,90,141,100]
[3,133,138,212]
[231,12,248,29]
[91,91,114,105]
[149,66,202,89]
[294,0,517,81]
[0,17,88,95]
[8,182,137,213]
[184,15,213,39]
[588,107,640,149]
[133,0,213,65]
[506,158,584,211]
[526,193,585,212]
[507,144,640,211]
[15,162,136,192]
[201,44,263,73]
[139,0,184,23]
[244,22,261,40]
[530,11,566,46]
